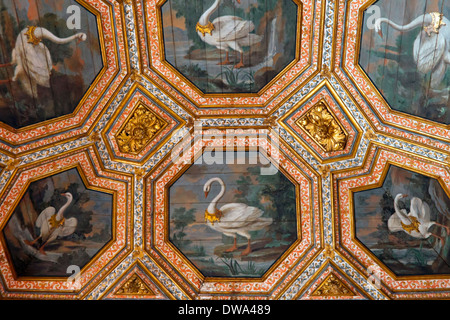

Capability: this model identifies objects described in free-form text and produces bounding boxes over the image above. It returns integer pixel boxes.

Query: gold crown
[204,209,223,225]
[196,21,215,37]
[401,216,421,234]
[24,26,42,45]
[48,214,65,229]
[424,12,446,36]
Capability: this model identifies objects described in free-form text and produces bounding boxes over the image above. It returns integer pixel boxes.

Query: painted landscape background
[169,151,297,278]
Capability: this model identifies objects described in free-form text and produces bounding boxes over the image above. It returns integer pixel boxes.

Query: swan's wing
[419,201,431,223]
[36,207,55,228]
[213,16,256,41]
[387,213,404,232]
[413,32,445,74]
[36,207,55,239]
[16,33,52,87]
[218,203,265,228]
[58,218,77,237]
[409,197,423,219]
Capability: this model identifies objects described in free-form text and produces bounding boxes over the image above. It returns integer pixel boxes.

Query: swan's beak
[402,194,408,198]
[236,0,241,3]
[377,29,383,38]
[204,191,209,198]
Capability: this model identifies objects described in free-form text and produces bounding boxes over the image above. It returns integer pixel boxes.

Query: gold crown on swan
[424,12,446,36]
[204,209,223,225]
[196,21,215,37]
[24,26,42,45]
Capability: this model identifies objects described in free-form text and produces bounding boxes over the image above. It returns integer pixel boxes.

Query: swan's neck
[198,0,221,25]
[35,27,82,44]
[379,14,431,33]
[394,197,411,224]
[56,197,72,220]
[207,178,225,214]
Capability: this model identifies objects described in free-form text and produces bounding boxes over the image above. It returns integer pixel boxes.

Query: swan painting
[388,194,450,246]
[11,26,87,99]
[3,167,113,277]
[374,12,450,94]
[196,0,263,69]
[24,192,78,255]
[353,164,450,275]
[162,0,298,93]
[203,177,272,256]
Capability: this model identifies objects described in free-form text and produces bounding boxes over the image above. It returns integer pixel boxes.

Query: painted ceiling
[0,0,449,300]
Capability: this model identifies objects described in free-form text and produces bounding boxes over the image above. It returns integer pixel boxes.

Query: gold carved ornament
[196,21,215,36]
[24,26,42,45]
[116,274,154,295]
[424,12,446,36]
[116,105,167,154]
[205,209,223,225]
[297,103,348,152]
[311,274,355,297]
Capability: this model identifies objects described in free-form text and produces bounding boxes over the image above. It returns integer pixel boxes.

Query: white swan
[374,12,450,93]
[25,192,78,255]
[196,0,263,69]
[388,193,449,245]
[11,26,87,98]
[203,177,272,256]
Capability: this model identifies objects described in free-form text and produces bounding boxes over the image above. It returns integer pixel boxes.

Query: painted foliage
[2,168,113,277]
[161,0,298,94]
[359,0,450,124]
[0,0,102,128]
[169,151,297,278]
[354,165,450,276]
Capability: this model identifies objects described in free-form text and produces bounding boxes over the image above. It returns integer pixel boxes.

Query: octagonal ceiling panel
[160,0,298,94]
[354,164,450,276]
[3,167,113,277]
[336,0,450,145]
[335,146,450,296]
[145,130,321,295]
[0,146,132,296]
[0,0,103,129]
[168,150,297,278]
[0,0,126,156]
[359,0,450,125]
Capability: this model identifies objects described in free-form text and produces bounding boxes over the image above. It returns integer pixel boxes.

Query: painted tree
[171,207,196,248]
